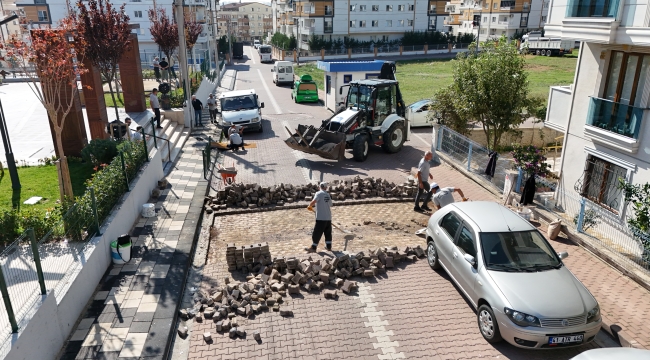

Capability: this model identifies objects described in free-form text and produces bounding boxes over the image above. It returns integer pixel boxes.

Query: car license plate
[548,335,584,345]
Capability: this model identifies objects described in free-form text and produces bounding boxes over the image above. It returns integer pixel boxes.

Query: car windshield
[480,231,562,272]
[260,47,271,53]
[221,95,257,111]
[347,85,372,107]
[299,83,317,92]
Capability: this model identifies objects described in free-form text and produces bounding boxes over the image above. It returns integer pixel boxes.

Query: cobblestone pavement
[188,202,607,359]
[57,133,209,360]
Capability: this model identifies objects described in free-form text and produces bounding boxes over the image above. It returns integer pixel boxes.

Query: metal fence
[436,126,513,194]
[0,137,151,346]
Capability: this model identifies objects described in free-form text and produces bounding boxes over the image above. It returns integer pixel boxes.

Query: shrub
[82,139,119,167]
[511,144,551,178]
[573,209,601,232]
[20,208,60,241]
[0,210,19,245]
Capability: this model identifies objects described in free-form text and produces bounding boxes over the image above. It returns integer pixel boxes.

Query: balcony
[445,4,460,14]
[545,85,572,132]
[584,96,645,153]
[545,0,621,42]
[301,26,315,35]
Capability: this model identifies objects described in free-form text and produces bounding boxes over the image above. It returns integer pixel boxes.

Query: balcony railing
[428,10,436,15]
[566,0,620,18]
[586,97,644,139]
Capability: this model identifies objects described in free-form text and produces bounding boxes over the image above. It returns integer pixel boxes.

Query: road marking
[257,69,282,114]
[248,46,257,65]
[356,283,405,360]
[281,120,313,183]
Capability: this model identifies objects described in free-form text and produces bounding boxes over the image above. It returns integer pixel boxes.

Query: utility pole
[296,17,300,66]
[174,0,193,129]
[227,18,233,64]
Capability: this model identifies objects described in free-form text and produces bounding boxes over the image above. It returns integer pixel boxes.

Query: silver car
[425,201,602,349]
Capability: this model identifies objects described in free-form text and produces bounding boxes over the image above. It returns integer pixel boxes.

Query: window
[456,227,477,258]
[483,16,487,22]
[372,20,378,27]
[359,5,366,11]
[139,28,145,35]
[490,28,496,35]
[386,19,392,26]
[359,20,366,27]
[350,4,356,11]
[398,4,405,11]
[325,5,333,15]
[37,10,48,22]
[258,15,261,19]
[578,156,626,211]
[429,5,436,13]
[344,74,352,83]
[408,19,413,26]
[372,5,379,11]
[324,18,333,32]
[480,28,486,34]
[493,3,497,9]
[409,4,414,10]
[440,212,462,239]
[492,16,496,22]
[523,1,530,9]
[350,20,356,27]
[541,15,547,22]
[398,19,404,26]
[386,5,393,11]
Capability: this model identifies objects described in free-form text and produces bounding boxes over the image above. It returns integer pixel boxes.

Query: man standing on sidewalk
[207,94,218,124]
[191,95,204,127]
[414,151,435,212]
[306,182,332,252]
[150,89,162,129]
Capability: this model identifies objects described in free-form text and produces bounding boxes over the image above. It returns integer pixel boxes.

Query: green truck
[291,74,319,103]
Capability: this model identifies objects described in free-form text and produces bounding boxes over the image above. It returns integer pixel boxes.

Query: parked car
[425,201,602,349]
[291,74,319,103]
[254,39,260,49]
[406,99,434,127]
[217,89,265,133]
[570,348,650,360]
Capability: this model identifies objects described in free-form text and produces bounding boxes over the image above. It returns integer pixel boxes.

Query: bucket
[111,235,132,264]
[142,203,155,218]
[517,208,532,222]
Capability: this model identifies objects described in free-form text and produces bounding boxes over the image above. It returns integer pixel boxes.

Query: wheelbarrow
[217,163,237,185]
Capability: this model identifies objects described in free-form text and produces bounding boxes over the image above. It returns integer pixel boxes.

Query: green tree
[429,87,471,136]
[442,35,531,150]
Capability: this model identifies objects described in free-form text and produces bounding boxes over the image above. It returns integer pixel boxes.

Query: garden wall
[2,149,164,360]
[465,126,563,149]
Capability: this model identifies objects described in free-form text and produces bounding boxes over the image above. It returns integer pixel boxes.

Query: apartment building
[444,0,548,41]
[281,0,450,50]
[217,1,273,42]
[0,0,24,41]
[15,0,212,56]
[273,0,293,37]
[544,0,650,232]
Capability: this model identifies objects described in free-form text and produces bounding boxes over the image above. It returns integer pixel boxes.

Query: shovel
[308,207,356,250]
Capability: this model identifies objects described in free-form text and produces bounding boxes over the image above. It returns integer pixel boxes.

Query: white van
[217,89,265,132]
[258,45,272,63]
[253,39,260,49]
[271,61,294,86]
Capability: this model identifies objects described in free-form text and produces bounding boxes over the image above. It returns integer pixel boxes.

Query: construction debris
[204,176,419,211]
[185,245,425,341]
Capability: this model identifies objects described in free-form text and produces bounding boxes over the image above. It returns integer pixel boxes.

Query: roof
[449,201,535,233]
[316,60,385,73]
[349,79,397,86]
[219,89,256,98]
[408,99,431,109]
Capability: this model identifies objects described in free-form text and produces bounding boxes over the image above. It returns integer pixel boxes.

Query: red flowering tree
[184,14,203,51]
[0,19,87,199]
[73,0,132,121]
[148,7,178,64]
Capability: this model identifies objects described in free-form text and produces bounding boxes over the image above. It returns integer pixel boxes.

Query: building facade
[544,0,650,243]
[444,0,548,42]
[217,1,273,42]
[276,0,451,50]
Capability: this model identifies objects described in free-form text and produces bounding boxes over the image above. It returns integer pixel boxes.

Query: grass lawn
[296,51,578,105]
[104,92,152,109]
[0,162,94,212]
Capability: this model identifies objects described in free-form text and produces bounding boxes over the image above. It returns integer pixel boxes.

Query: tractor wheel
[352,134,370,162]
[535,50,541,56]
[381,121,406,153]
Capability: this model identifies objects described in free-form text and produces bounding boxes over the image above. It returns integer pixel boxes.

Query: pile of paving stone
[225,243,272,272]
[205,176,419,212]
[180,245,427,342]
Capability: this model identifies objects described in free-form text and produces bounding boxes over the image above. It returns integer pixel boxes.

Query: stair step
[160,124,184,162]
[168,129,191,165]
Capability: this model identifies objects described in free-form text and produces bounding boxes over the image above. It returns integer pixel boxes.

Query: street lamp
[0,13,21,193]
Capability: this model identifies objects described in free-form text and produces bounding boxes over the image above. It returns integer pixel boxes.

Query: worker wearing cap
[306,182,332,252]
[431,182,467,210]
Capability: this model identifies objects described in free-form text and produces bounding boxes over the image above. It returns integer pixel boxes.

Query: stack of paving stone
[182,245,427,342]
[226,242,272,272]
[204,176,419,211]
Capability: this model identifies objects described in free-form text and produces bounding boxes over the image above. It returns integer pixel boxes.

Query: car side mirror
[464,253,476,267]
[558,251,569,260]
[260,102,265,108]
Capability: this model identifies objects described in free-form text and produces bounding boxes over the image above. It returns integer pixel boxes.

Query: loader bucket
[284,124,347,160]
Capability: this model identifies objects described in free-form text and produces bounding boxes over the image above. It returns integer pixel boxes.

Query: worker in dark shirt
[191,95,203,127]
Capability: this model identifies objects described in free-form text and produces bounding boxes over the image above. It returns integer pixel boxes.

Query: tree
[441,36,531,150]
[430,87,472,136]
[184,14,203,51]
[0,19,87,199]
[74,0,131,122]
[148,7,179,64]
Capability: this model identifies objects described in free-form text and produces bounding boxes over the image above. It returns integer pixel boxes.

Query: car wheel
[352,134,369,162]
[427,241,441,270]
[477,305,503,343]
[381,121,405,153]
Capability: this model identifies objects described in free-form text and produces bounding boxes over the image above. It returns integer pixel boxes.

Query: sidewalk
[57,133,209,360]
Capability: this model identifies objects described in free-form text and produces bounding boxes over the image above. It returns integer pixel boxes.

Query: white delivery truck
[271,61,294,86]
[258,45,272,63]
[520,32,573,56]
[217,89,265,133]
